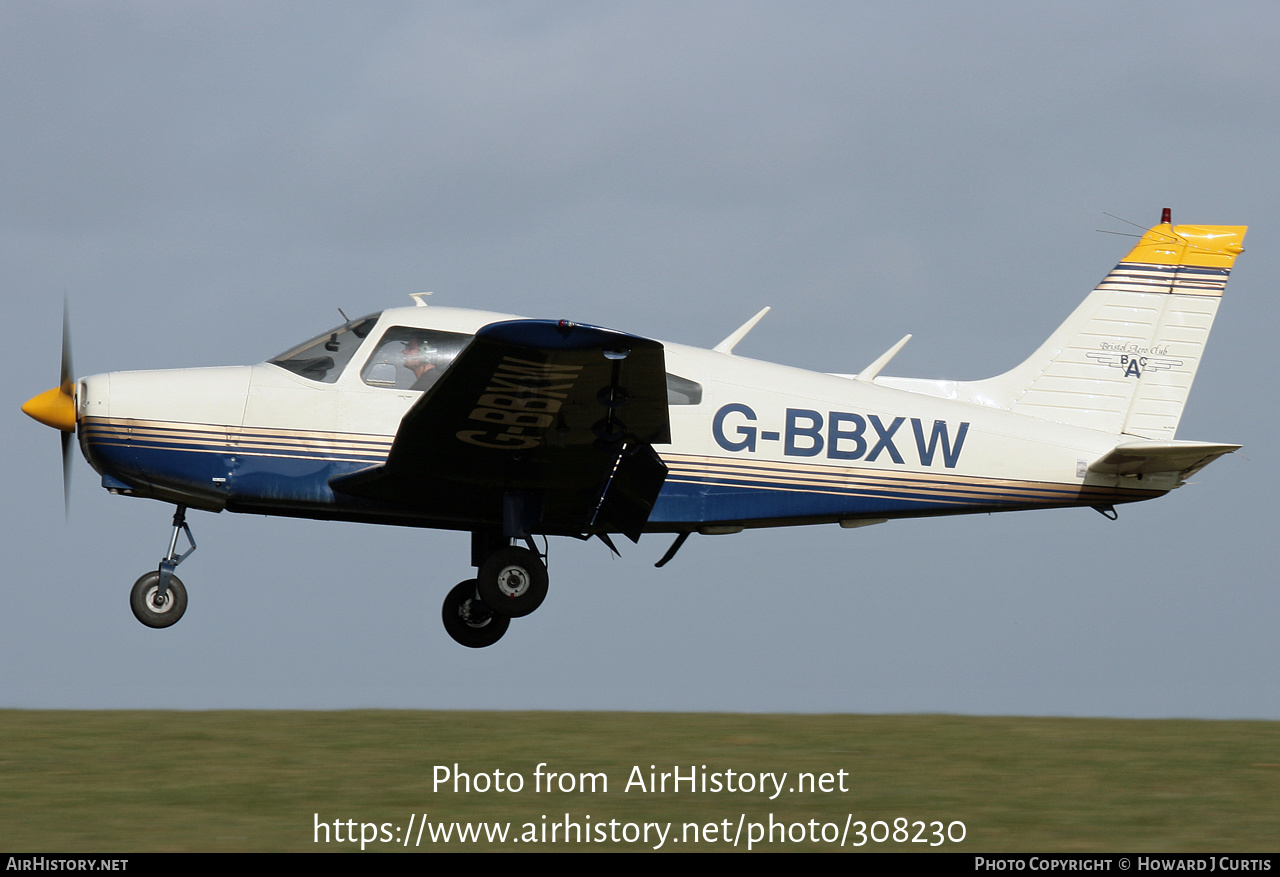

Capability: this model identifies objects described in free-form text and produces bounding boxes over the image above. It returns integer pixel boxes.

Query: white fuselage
[75,305,1161,533]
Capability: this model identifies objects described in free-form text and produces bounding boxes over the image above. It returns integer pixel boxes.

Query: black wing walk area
[331,320,670,541]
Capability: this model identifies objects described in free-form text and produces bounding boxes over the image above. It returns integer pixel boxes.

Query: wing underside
[330,319,671,540]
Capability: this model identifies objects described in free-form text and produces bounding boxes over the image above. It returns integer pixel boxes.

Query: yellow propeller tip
[22,387,75,432]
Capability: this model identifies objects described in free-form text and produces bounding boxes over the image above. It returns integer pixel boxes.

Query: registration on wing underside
[457,356,585,450]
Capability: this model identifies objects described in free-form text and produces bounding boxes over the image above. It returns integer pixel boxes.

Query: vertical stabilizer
[971,213,1246,438]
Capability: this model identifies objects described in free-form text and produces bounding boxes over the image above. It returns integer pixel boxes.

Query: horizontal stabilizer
[1089,440,1240,480]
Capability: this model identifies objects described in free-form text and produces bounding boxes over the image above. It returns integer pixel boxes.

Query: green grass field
[0,711,1275,851]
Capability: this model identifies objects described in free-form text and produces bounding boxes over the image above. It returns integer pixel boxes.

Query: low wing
[1089,440,1240,481]
[331,319,670,540]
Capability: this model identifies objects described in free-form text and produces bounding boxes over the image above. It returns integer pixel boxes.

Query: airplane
[23,210,1246,648]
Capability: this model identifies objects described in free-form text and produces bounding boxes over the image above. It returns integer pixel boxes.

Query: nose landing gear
[130,570,188,628]
[129,505,196,629]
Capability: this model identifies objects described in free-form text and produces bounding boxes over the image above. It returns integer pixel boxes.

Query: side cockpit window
[268,314,381,383]
[360,327,473,392]
[666,373,702,405]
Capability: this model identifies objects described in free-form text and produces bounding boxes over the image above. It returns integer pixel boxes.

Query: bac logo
[1086,351,1183,378]
[713,404,969,468]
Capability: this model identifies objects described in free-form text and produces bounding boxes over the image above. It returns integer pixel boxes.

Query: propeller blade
[61,428,73,516]
[19,299,78,516]
[61,298,73,397]
[62,300,74,516]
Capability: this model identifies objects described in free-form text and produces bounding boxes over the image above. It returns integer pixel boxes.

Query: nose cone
[22,386,76,432]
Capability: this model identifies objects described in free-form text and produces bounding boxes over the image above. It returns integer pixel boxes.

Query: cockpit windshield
[268,313,381,383]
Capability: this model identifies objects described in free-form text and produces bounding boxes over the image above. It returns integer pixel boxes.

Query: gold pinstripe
[661,453,1154,505]
[81,417,392,463]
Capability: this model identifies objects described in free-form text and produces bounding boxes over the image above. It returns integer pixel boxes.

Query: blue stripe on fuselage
[82,420,1156,528]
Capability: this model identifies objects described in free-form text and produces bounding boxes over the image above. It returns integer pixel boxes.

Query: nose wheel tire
[477,547,548,618]
[442,579,510,648]
[130,571,188,629]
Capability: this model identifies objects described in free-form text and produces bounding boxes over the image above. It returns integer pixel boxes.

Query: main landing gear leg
[129,505,195,629]
[440,530,551,648]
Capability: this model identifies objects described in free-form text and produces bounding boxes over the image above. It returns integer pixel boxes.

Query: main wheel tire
[130,571,188,629]
[442,579,510,648]
[477,547,548,618]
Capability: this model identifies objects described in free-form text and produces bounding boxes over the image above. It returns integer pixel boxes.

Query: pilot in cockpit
[401,337,442,391]
[362,328,464,391]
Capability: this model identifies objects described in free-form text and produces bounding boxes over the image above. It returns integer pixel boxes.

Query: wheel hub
[459,598,492,628]
[496,565,530,598]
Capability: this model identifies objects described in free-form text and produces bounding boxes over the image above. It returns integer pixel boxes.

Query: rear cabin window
[666,373,702,405]
[360,327,473,392]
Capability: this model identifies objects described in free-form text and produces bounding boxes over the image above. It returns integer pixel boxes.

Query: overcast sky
[4,1,1278,717]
